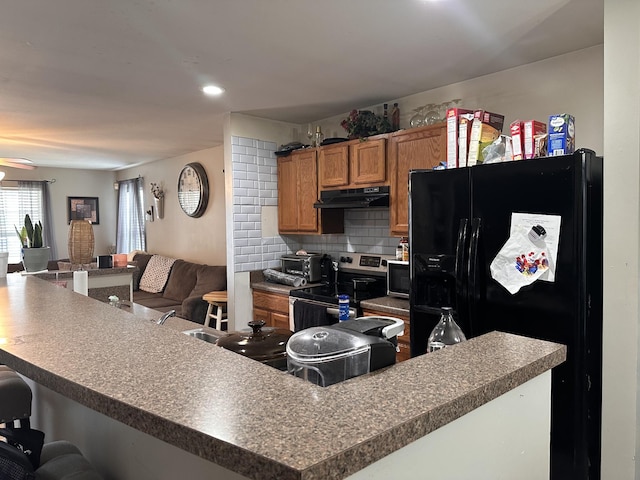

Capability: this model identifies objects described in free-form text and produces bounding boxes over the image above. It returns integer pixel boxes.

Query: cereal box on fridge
[446,107,473,168]
[467,110,505,166]
[510,121,524,160]
[548,114,575,156]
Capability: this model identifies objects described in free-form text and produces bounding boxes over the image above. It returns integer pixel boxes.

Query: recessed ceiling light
[202,85,225,96]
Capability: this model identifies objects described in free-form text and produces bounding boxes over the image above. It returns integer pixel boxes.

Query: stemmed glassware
[306,124,314,145]
[423,103,440,125]
[409,107,426,128]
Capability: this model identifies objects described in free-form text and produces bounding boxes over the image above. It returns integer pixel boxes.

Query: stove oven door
[288,297,356,332]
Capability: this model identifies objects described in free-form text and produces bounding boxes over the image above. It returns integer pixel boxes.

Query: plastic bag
[482,135,513,164]
[490,226,550,294]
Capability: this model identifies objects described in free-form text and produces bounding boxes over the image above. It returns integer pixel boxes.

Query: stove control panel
[337,253,396,274]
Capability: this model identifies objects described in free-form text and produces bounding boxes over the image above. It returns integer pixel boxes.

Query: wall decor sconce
[150,182,164,220]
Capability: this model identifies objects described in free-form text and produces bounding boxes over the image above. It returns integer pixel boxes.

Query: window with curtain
[116,177,146,254]
[0,180,57,263]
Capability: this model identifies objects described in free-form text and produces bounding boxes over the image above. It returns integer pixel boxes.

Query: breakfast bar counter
[0,275,566,480]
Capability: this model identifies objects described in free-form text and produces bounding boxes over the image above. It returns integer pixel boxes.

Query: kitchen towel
[293,301,335,332]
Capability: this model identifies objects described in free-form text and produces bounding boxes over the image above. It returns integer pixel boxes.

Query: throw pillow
[139,255,177,293]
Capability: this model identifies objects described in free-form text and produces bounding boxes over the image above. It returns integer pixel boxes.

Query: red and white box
[457,113,475,167]
[523,120,546,159]
[510,121,524,160]
[446,107,473,168]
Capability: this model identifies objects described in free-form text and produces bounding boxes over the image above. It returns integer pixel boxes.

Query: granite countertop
[251,280,322,295]
[360,296,409,316]
[29,265,136,280]
[0,275,566,480]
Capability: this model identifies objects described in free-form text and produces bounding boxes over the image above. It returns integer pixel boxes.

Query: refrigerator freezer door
[409,167,471,355]
[469,151,602,480]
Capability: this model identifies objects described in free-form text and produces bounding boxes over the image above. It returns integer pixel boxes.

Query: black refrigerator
[408,149,603,480]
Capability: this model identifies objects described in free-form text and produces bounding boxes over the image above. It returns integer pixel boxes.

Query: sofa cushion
[162,260,200,302]
[132,253,153,291]
[189,265,227,297]
[135,296,180,310]
[139,255,177,293]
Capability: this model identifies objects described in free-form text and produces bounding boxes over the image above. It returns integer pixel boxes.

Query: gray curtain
[116,177,146,253]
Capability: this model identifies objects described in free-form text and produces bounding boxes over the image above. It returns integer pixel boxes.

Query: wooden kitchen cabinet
[278,149,318,233]
[362,308,411,363]
[388,123,446,237]
[317,136,387,190]
[318,143,349,189]
[253,290,291,331]
[349,137,387,186]
[278,149,343,235]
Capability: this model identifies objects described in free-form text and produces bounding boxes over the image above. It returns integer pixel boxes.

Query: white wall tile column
[230,136,288,273]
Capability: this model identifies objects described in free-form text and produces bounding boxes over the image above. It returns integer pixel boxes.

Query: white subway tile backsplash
[241,205,259,214]
[231,136,396,272]
[232,158,247,173]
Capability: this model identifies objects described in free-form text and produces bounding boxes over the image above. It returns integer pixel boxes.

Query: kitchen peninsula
[0,275,565,480]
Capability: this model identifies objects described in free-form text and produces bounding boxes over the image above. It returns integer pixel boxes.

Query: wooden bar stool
[202,290,228,330]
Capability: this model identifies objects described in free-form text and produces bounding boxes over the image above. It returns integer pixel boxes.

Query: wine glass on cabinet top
[306,124,314,145]
[423,103,440,125]
[409,106,426,128]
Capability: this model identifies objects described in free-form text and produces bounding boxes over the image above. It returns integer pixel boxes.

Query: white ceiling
[0,0,603,171]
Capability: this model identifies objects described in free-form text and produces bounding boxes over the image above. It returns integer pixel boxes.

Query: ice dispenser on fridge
[412,253,458,311]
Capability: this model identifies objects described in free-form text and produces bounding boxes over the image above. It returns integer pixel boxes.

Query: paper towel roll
[73,270,89,296]
[263,269,307,287]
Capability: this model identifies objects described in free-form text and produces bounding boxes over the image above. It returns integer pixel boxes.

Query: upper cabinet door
[277,156,299,232]
[295,149,319,232]
[349,138,387,186]
[318,144,349,189]
[388,123,447,236]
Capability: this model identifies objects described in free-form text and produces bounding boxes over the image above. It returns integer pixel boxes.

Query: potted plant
[340,109,393,139]
[15,214,50,272]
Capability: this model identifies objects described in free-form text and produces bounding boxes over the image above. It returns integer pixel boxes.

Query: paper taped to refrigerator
[489,213,561,294]
[510,213,561,282]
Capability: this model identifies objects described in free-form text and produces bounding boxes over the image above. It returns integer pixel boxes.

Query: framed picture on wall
[67,196,100,225]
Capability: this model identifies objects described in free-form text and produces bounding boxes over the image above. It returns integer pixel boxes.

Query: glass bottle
[401,236,409,262]
[396,238,404,260]
[314,125,325,147]
[427,307,467,352]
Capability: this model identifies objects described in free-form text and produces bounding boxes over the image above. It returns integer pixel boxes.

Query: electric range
[288,252,395,330]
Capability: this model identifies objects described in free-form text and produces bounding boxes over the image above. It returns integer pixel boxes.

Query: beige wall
[315,45,604,156]
[117,145,226,266]
[1,167,117,258]
[601,0,640,477]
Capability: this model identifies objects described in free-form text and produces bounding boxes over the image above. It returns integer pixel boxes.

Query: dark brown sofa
[131,253,226,324]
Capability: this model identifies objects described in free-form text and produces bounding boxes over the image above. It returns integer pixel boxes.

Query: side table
[203,290,228,330]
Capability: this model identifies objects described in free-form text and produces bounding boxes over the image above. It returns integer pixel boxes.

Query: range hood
[313,186,390,209]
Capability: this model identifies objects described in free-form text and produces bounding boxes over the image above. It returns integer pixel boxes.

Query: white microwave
[386,260,409,298]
